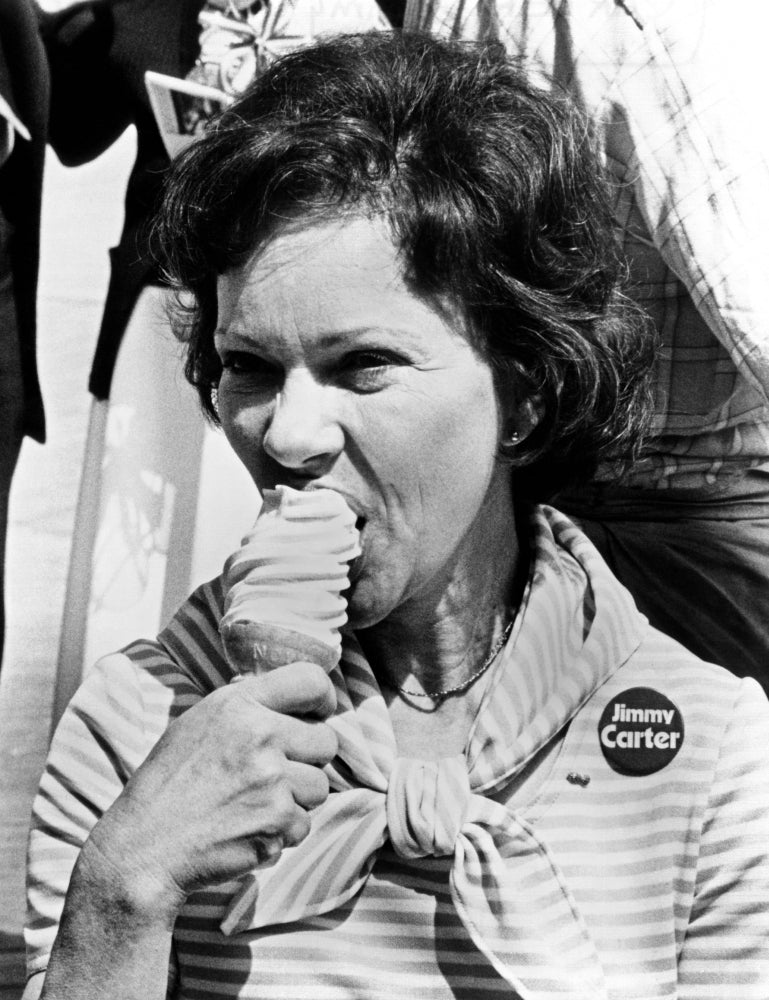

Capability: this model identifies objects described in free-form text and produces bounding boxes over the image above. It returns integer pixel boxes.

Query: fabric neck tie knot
[214,509,647,999]
[386,756,470,859]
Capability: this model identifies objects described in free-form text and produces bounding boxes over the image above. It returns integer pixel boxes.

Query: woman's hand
[37,662,337,1000]
[80,660,338,925]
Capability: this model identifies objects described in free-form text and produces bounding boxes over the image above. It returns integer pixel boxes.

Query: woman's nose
[262,373,345,473]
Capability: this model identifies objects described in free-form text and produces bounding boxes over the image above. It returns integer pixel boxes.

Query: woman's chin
[345,593,381,632]
[344,574,397,632]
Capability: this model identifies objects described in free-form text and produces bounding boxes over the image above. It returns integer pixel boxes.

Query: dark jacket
[0,0,49,442]
[40,0,205,400]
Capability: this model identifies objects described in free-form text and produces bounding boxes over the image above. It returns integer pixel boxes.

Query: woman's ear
[515,394,544,442]
[499,394,544,458]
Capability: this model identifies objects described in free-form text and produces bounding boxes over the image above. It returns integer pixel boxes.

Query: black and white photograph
[1,1,768,998]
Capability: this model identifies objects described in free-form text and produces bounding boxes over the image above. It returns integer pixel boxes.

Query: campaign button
[598,687,684,776]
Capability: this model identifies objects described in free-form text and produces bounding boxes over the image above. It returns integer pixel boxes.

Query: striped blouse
[26,507,769,998]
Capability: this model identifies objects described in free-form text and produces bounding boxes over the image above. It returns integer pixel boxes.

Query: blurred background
[1,5,768,997]
[0,128,136,995]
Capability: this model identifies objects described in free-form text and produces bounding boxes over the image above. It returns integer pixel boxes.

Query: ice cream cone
[220,485,360,676]
[221,620,339,674]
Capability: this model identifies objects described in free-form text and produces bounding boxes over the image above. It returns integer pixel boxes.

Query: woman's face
[214,215,515,628]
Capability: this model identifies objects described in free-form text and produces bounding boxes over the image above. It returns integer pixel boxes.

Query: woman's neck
[357,476,525,731]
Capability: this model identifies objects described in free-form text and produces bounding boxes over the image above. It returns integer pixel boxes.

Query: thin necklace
[391,617,515,703]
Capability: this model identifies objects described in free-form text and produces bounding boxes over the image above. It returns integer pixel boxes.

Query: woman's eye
[339,351,405,390]
[220,351,280,382]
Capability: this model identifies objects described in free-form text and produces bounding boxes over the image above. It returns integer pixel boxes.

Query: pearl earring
[498,428,520,460]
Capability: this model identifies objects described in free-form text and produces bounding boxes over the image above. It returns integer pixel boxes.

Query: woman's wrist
[76,824,186,931]
[37,832,179,1000]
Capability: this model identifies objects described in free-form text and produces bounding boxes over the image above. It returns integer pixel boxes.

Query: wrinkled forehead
[214,213,479,361]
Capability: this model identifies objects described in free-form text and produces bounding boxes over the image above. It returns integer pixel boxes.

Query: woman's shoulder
[573,623,769,787]
[153,572,232,687]
[612,623,766,714]
[59,575,231,746]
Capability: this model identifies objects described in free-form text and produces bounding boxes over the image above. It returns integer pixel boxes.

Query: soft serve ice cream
[220,486,361,675]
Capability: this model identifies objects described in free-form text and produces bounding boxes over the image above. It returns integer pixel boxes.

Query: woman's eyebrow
[215,326,419,349]
[313,327,418,349]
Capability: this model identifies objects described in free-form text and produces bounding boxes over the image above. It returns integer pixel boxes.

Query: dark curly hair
[153,31,655,500]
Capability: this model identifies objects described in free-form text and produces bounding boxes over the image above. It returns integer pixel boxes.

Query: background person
[405,0,769,689]
[25,33,769,1000]
[0,0,49,670]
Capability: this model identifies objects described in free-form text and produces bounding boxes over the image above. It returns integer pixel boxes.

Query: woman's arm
[30,661,337,999]
[38,845,175,1000]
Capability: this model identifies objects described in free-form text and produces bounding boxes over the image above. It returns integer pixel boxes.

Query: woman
[25,33,769,999]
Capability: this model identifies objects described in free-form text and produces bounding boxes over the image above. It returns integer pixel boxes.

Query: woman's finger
[237,662,337,719]
[285,758,331,811]
[285,717,338,767]
[251,833,284,868]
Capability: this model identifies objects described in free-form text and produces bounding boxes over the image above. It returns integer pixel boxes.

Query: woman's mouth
[348,516,366,583]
